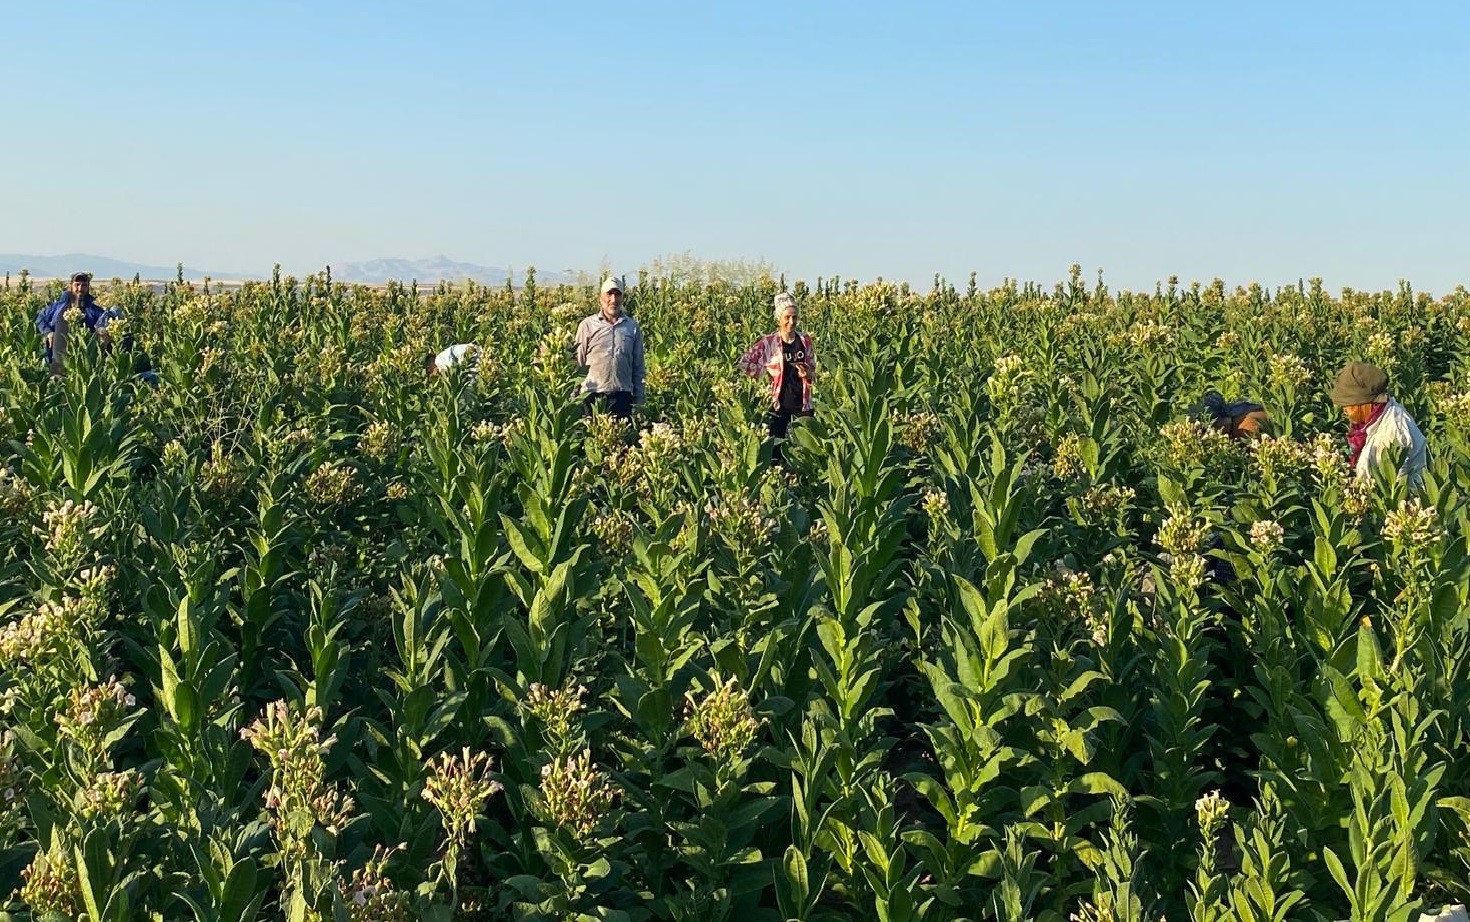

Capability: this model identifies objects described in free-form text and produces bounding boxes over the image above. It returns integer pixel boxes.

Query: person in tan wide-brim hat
[1329,361,1426,487]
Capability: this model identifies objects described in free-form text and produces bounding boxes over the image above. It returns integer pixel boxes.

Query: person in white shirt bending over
[1329,361,1427,488]
[426,344,480,379]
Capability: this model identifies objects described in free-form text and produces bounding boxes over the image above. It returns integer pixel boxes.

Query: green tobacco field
[3,266,1470,920]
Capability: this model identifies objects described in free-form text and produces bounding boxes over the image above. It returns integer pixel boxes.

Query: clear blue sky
[4,1,1468,292]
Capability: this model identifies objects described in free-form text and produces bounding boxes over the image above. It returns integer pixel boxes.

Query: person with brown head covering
[1329,361,1426,487]
[1191,392,1271,440]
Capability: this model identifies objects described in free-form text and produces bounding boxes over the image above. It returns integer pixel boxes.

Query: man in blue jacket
[35,272,110,372]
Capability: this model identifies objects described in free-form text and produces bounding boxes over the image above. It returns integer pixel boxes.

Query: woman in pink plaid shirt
[738,292,816,458]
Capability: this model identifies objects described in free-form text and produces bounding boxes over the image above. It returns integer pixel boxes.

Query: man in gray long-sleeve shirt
[574,276,645,420]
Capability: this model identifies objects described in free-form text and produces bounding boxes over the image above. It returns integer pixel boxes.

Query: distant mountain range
[0,253,238,282]
[335,257,577,286]
[0,254,578,286]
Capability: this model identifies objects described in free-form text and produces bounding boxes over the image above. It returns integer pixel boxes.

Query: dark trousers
[584,391,634,420]
[767,409,812,461]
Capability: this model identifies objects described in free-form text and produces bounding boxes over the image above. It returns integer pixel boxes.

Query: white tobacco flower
[1248,518,1285,555]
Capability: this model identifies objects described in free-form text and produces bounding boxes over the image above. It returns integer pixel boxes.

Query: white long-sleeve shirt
[434,344,479,373]
[1357,398,1427,487]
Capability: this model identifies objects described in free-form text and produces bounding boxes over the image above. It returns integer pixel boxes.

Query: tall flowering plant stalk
[421,746,501,903]
[794,352,912,897]
[240,700,354,920]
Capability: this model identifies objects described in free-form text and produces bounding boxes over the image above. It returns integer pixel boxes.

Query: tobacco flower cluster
[523,682,590,751]
[1194,789,1229,840]
[20,847,80,919]
[1306,435,1370,517]
[644,358,682,395]
[1268,352,1313,390]
[1434,389,1470,430]
[0,600,75,665]
[704,493,777,555]
[684,677,764,765]
[1157,419,1238,473]
[1156,509,1212,591]
[382,343,430,380]
[1248,518,1286,556]
[1156,510,1211,556]
[305,461,362,506]
[535,327,574,378]
[1077,483,1136,526]
[710,377,744,409]
[198,346,226,375]
[75,768,144,821]
[1383,499,1442,555]
[896,411,941,453]
[590,508,636,558]
[56,677,137,762]
[422,748,502,849]
[201,442,248,503]
[100,314,128,340]
[637,422,686,464]
[160,439,188,470]
[358,420,399,462]
[1037,566,1107,647]
[1,576,108,670]
[39,499,102,570]
[1249,435,1312,484]
[1124,319,1175,348]
[986,354,1028,405]
[614,423,691,496]
[339,845,413,922]
[536,750,619,842]
[171,294,217,325]
[67,562,110,609]
[1052,434,1085,480]
[310,343,347,381]
[240,701,355,855]
[0,468,32,516]
[920,488,951,525]
[1364,330,1397,372]
[584,412,631,458]
[471,418,524,446]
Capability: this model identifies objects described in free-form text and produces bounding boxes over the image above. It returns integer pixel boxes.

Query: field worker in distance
[739,292,816,460]
[35,272,109,374]
[426,343,480,379]
[574,276,646,420]
[1330,361,1427,487]
[1191,392,1270,439]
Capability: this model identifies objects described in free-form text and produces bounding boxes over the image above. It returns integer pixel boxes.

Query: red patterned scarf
[1347,401,1389,467]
